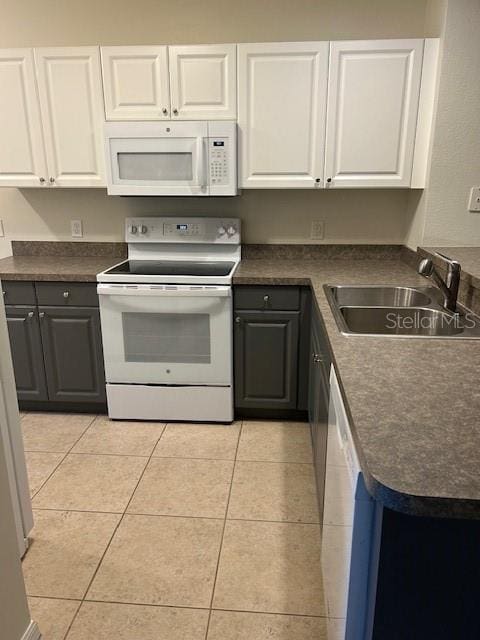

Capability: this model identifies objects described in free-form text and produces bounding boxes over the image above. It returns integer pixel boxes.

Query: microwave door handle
[197,137,207,190]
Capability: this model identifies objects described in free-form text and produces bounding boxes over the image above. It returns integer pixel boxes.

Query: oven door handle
[97,284,231,297]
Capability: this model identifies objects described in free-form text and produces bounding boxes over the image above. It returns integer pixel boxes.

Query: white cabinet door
[0,49,48,187]
[325,39,424,188]
[238,42,328,188]
[169,44,236,120]
[34,47,106,187]
[101,46,170,120]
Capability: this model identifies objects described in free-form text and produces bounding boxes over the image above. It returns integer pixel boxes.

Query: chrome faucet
[418,252,461,313]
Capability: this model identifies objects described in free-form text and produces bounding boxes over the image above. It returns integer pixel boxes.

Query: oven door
[97,284,232,385]
[105,121,209,196]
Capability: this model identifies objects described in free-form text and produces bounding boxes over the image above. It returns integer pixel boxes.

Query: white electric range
[97,216,241,422]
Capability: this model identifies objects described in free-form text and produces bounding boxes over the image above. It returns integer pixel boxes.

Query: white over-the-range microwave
[104,121,237,196]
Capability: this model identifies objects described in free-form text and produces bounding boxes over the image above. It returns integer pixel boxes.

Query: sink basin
[331,286,432,308]
[325,285,480,339]
[339,307,464,337]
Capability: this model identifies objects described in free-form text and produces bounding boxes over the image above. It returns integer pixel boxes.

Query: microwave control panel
[209,139,229,185]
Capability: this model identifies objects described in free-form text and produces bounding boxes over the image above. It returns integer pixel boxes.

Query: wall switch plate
[311,220,325,240]
[0,219,4,237]
[468,187,480,212]
[71,220,83,238]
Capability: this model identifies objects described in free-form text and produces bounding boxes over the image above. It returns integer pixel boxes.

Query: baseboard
[19,401,107,414]
[22,621,41,640]
[235,408,308,421]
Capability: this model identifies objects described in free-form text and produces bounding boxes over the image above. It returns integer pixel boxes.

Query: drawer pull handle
[263,295,269,302]
[313,353,322,363]
[27,311,34,318]
[235,316,241,324]
[63,291,70,299]
[39,312,45,319]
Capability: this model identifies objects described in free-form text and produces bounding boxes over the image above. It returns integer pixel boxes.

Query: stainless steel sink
[340,307,464,337]
[331,285,432,308]
[325,285,480,339]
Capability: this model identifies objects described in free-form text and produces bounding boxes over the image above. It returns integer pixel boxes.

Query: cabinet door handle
[162,107,168,115]
[27,311,34,318]
[39,177,46,184]
[49,177,55,183]
[63,291,70,299]
[235,316,241,324]
[173,108,178,115]
[313,353,322,363]
[39,312,45,319]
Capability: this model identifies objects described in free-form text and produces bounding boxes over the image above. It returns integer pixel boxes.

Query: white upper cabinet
[324,39,424,188]
[238,42,329,188]
[34,47,106,187]
[101,46,170,120]
[0,49,48,187]
[168,45,236,119]
[101,44,236,121]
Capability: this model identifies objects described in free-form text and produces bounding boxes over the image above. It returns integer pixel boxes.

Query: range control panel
[209,139,229,185]
[126,217,241,244]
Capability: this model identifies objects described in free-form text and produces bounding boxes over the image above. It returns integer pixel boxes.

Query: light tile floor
[21,412,345,640]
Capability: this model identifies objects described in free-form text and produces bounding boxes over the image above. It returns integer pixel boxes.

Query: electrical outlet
[0,219,4,237]
[311,220,325,240]
[71,220,83,238]
[468,187,480,212]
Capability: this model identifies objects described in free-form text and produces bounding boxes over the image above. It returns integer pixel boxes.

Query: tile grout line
[25,451,313,464]
[27,593,344,621]
[31,506,321,526]
[203,420,243,640]
[27,413,99,501]
[62,422,168,640]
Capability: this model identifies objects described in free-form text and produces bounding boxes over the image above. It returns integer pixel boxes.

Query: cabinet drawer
[1,281,36,305]
[234,286,300,311]
[35,282,99,307]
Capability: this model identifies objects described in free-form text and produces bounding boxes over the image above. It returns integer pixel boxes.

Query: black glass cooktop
[105,260,235,277]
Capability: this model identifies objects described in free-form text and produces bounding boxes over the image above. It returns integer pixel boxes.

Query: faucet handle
[418,258,434,276]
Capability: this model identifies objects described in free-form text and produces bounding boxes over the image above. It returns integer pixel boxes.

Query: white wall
[0,0,431,46]
[420,0,480,246]
[0,188,411,248]
[0,0,444,254]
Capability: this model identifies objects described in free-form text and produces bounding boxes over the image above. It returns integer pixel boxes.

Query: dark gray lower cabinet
[309,303,332,518]
[5,306,48,402]
[234,311,299,410]
[233,286,311,414]
[39,306,106,404]
[3,280,106,409]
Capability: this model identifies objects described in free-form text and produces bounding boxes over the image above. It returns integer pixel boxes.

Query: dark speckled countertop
[0,255,121,282]
[0,241,126,282]
[234,257,480,519]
